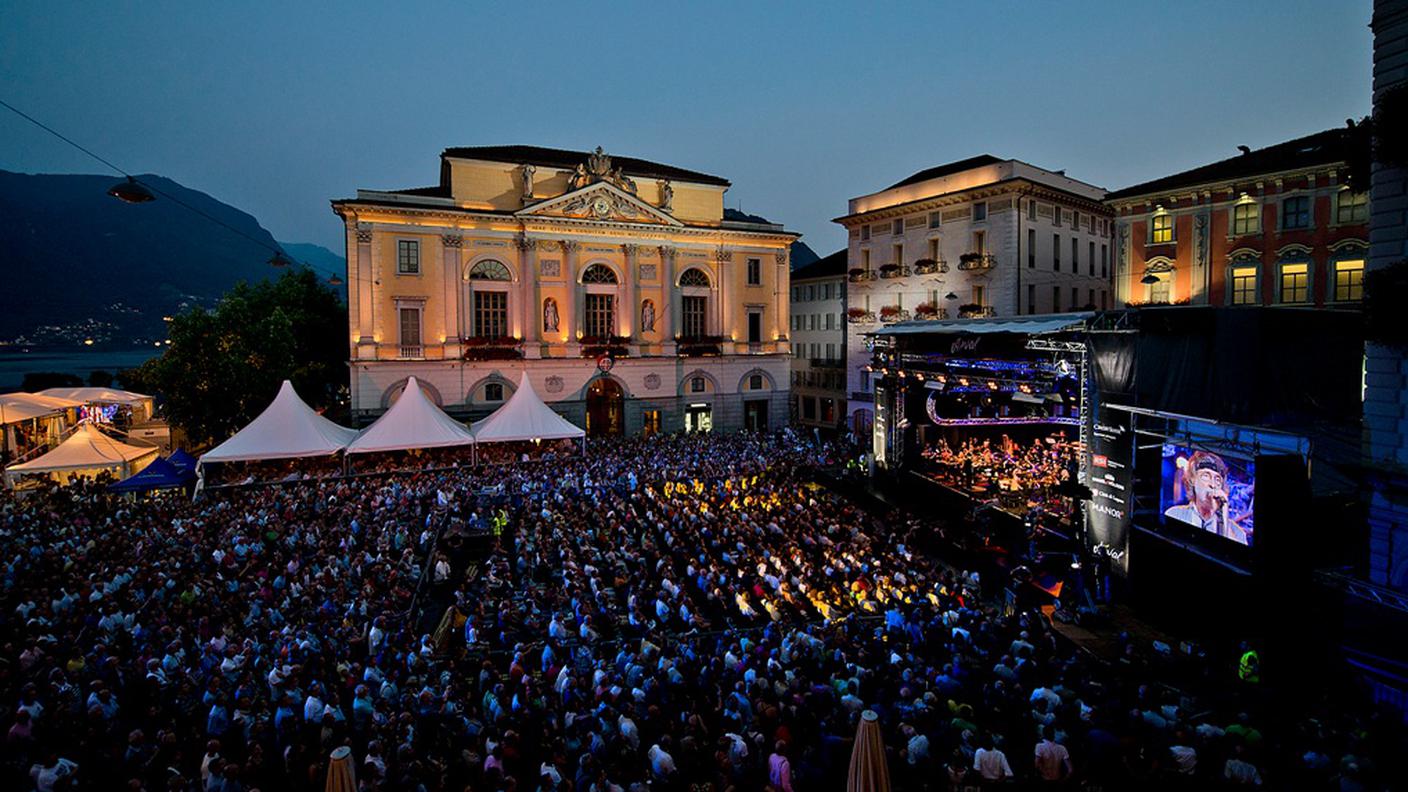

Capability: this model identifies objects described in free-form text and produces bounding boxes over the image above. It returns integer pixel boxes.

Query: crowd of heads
[1,430,1402,790]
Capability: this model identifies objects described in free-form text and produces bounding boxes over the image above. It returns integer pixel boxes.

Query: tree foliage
[126,269,345,447]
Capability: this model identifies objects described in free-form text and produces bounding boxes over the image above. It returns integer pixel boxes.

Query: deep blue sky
[1,1,1373,257]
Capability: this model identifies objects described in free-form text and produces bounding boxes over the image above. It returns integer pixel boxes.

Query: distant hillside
[280,242,347,299]
[790,241,820,270]
[0,170,290,345]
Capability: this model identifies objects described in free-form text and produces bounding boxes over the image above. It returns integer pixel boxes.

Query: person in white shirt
[648,738,677,780]
[974,736,1014,783]
[1033,727,1073,782]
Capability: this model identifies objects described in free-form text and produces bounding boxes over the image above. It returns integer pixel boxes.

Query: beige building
[331,146,796,435]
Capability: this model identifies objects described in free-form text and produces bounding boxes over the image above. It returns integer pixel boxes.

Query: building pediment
[517,182,682,226]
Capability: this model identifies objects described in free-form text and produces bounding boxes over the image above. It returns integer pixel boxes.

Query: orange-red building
[1107,127,1370,308]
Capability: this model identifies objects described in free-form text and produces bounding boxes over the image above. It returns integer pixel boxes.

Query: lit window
[1334,259,1365,301]
[585,293,615,336]
[1279,262,1309,303]
[397,240,420,274]
[1336,191,1368,224]
[581,264,618,284]
[1281,196,1310,230]
[1149,274,1171,303]
[1230,266,1258,305]
[972,202,987,221]
[473,291,508,338]
[1151,214,1173,244]
[1232,202,1259,236]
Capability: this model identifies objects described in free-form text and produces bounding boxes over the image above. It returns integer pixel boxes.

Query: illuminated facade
[834,156,1111,435]
[1107,127,1371,309]
[331,146,796,434]
[789,250,847,431]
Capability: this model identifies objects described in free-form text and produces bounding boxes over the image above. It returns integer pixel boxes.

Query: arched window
[581,263,618,284]
[468,259,511,281]
[678,268,710,287]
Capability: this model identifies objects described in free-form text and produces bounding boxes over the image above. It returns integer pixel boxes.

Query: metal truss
[1315,568,1408,616]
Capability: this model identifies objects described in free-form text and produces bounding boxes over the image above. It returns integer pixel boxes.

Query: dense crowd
[1,431,1403,791]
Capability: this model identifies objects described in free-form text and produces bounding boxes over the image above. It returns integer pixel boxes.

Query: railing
[398,344,424,359]
[848,270,876,283]
[957,253,997,271]
[958,306,997,319]
[462,337,523,361]
[677,335,724,356]
[878,309,911,323]
[878,265,911,279]
[913,259,948,275]
[580,335,630,358]
[914,308,948,320]
[847,311,876,324]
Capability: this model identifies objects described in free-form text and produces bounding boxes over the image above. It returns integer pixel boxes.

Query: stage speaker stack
[1251,453,1319,690]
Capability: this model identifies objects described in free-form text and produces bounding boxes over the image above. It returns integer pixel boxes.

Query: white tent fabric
[1,394,67,425]
[200,380,358,464]
[346,376,475,454]
[472,372,586,443]
[5,422,159,485]
[39,387,152,405]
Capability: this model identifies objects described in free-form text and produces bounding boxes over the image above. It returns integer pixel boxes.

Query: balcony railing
[677,334,724,356]
[878,264,911,279]
[957,253,997,271]
[848,269,876,283]
[847,310,876,324]
[913,259,948,275]
[580,335,630,358]
[878,308,911,323]
[958,305,997,319]
[462,336,523,360]
[913,308,949,320]
[398,344,424,359]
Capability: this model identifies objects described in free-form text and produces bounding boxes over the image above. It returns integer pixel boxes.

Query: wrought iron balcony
[958,305,997,319]
[847,310,876,324]
[957,253,997,272]
[677,334,724,356]
[878,264,911,279]
[913,307,948,320]
[878,307,911,323]
[913,258,948,275]
[462,336,523,360]
[848,268,876,283]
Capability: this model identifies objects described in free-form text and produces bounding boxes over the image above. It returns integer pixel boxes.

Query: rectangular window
[892,219,904,235]
[642,409,661,436]
[972,202,987,221]
[1100,244,1108,277]
[473,291,508,338]
[825,312,835,330]
[1149,274,1171,303]
[1336,191,1368,224]
[808,314,817,330]
[861,249,871,273]
[1232,202,1260,235]
[823,283,833,300]
[1072,237,1079,271]
[1052,207,1061,228]
[747,257,761,285]
[806,285,816,301]
[1088,288,1095,308]
[1052,286,1061,313]
[1028,229,1036,268]
[972,230,986,254]
[1089,241,1096,276]
[825,342,836,360]
[1280,262,1309,303]
[1027,284,1036,314]
[802,397,816,420]
[398,306,421,356]
[791,286,800,302]
[1334,260,1365,301]
[1281,196,1310,230]
[928,212,941,229]
[972,284,985,306]
[1072,210,1080,230]
[860,225,870,241]
[748,311,762,344]
[1231,266,1258,305]
[1151,214,1173,244]
[1072,287,1079,311]
[1053,234,1061,271]
[1028,200,1037,221]
[397,240,420,274]
[585,293,615,337]
[1101,290,1108,310]
[893,244,903,267]
[928,238,940,261]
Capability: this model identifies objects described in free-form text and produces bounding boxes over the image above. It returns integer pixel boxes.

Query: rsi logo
[1092,454,1108,468]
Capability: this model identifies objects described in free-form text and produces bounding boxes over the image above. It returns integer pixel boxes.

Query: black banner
[1086,403,1133,576]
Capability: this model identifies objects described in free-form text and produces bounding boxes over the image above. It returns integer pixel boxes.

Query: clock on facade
[591,197,612,219]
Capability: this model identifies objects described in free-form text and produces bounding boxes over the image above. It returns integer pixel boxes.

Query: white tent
[1,394,69,425]
[472,372,586,444]
[200,380,358,464]
[38,386,151,405]
[5,422,159,486]
[346,376,475,454]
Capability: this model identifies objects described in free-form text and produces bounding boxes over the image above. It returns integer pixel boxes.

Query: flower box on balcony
[848,268,875,283]
[913,258,947,275]
[958,304,996,319]
[846,308,875,324]
[914,302,940,319]
[958,252,996,271]
[676,334,724,356]
[580,334,630,358]
[878,306,909,322]
[463,336,524,360]
[879,264,911,279]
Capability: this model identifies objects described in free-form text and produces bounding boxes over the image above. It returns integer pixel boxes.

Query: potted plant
[879,305,903,322]
[847,307,871,323]
[914,302,938,318]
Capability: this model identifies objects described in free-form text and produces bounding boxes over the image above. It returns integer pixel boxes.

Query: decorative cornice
[441,233,463,248]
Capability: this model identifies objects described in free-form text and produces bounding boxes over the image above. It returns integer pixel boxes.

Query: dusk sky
[1,1,1373,257]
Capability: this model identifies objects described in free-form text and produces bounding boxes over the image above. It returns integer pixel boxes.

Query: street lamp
[1140,273,1160,284]
[108,176,154,203]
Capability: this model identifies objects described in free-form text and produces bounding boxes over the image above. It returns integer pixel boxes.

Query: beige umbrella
[326,745,356,792]
[847,709,891,792]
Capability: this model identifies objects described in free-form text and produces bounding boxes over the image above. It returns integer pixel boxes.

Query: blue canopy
[107,456,195,493]
[167,448,197,474]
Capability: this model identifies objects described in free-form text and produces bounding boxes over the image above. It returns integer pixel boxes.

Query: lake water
[0,348,162,389]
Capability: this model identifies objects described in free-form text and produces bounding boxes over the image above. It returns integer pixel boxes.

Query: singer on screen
[1163,451,1247,544]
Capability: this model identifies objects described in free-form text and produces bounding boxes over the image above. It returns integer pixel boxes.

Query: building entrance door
[585,378,624,437]
[744,399,768,432]
[684,403,713,433]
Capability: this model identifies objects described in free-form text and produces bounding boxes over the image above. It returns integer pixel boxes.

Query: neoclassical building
[331,146,796,435]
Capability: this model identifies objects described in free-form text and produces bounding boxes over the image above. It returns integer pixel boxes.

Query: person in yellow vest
[1238,642,1260,685]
